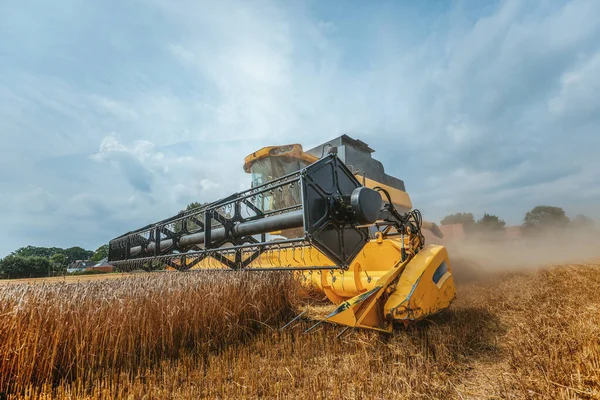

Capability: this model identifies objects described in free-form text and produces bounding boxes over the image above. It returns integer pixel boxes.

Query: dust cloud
[445,230,600,284]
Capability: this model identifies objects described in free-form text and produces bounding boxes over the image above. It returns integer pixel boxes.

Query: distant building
[66,258,115,273]
[66,260,97,273]
[88,258,115,273]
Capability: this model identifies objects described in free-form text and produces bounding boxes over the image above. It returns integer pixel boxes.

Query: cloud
[91,95,140,121]
[548,52,600,119]
[92,134,164,193]
[0,0,599,256]
[12,186,61,215]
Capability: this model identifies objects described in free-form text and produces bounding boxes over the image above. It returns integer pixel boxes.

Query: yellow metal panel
[323,256,411,332]
[384,245,456,321]
[243,144,319,173]
[322,244,456,331]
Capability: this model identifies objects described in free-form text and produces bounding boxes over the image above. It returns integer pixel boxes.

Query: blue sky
[1,0,599,256]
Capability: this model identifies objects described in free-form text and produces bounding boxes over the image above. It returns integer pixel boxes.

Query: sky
[0,0,599,256]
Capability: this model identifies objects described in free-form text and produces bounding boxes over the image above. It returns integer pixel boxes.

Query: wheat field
[1,257,599,399]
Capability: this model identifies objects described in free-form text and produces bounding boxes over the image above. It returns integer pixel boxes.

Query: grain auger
[108,136,456,332]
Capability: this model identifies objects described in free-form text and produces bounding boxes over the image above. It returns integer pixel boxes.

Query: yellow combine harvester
[109,135,455,332]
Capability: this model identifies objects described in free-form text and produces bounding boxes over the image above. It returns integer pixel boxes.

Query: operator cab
[243,135,412,214]
[244,144,317,212]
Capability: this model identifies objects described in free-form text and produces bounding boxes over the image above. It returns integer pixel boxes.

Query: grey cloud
[104,152,155,193]
[496,165,581,191]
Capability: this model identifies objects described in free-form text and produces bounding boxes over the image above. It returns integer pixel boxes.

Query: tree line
[0,245,108,280]
[440,205,595,238]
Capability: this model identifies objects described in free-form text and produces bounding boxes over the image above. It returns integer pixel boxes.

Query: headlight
[270,145,295,155]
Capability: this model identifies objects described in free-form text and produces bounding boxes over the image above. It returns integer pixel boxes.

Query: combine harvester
[108,135,455,333]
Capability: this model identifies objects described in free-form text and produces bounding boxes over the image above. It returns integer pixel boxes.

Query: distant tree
[183,202,204,211]
[174,202,208,233]
[2,245,95,278]
[12,246,63,258]
[49,253,67,276]
[474,213,506,240]
[0,256,51,279]
[440,213,476,233]
[63,246,94,263]
[10,246,93,263]
[571,214,595,230]
[50,253,66,266]
[476,213,506,231]
[522,205,569,235]
[90,245,109,262]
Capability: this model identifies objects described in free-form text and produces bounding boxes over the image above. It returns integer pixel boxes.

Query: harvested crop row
[0,271,297,395]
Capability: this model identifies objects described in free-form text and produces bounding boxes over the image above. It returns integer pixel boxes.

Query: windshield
[250,156,310,212]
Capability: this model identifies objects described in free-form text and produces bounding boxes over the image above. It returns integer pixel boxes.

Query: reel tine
[254,246,261,268]
[269,247,275,267]
[257,246,263,268]
[335,326,350,340]
[280,310,307,331]
[277,244,282,267]
[303,320,323,334]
